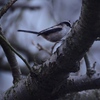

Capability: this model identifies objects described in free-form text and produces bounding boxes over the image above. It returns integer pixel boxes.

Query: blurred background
[1,0,99,92]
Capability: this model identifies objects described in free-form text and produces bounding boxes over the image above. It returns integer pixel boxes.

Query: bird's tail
[18,30,39,34]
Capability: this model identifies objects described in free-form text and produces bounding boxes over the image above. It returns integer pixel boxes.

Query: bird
[18,21,71,42]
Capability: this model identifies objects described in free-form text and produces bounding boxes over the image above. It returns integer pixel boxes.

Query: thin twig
[11,4,41,11]
[84,53,96,77]
[92,62,96,68]
[0,0,17,18]
[0,35,32,73]
[37,43,51,55]
[84,53,91,69]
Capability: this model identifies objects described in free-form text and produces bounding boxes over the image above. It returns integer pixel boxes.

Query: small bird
[18,21,71,42]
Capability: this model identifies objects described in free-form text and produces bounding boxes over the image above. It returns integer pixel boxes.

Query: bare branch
[37,43,51,55]
[84,53,91,69]
[0,28,21,84]
[0,0,17,18]
[0,63,29,75]
[84,53,96,77]
[0,32,32,73]
[11,4,41,11]
[51,73,100,99]
[1,0,100,100]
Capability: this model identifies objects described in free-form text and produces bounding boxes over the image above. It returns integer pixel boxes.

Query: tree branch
[1,0,100,100]
[51,73,100,99]
[0,63,29,75]
[0,0,17,18]
[84,53,96,77]
[0,28,21,84]
[11,4,41,11]
[36,0,100,93]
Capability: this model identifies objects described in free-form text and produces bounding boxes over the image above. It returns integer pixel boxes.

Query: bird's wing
[38,25,62,36]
